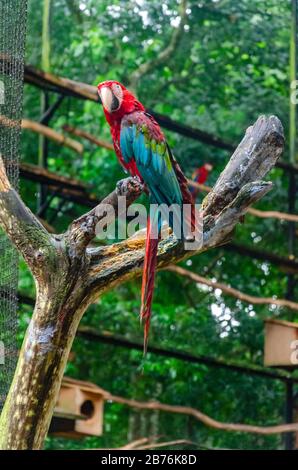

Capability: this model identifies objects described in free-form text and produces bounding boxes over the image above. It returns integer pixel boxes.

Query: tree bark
[0,115,284,449]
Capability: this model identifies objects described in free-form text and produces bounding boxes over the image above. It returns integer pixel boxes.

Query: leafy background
[17,0,298,449]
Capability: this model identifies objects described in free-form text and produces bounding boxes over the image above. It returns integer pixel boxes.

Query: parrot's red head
[97,80,145,124]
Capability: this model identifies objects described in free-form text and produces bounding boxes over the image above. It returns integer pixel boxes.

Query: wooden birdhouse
[294,400,298,450]
[49,377,107,438]
[264,319,298,368]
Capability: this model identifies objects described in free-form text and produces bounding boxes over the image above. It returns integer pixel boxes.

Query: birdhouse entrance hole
[80,400,95,419]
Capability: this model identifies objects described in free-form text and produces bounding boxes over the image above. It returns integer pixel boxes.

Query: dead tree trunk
[0,116,284,449]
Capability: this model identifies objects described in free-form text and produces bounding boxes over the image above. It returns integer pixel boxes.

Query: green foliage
[18,0,297,450]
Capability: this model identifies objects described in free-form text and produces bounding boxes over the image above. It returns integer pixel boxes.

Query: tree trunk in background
[127,371,142,442]
[149,382,162,442]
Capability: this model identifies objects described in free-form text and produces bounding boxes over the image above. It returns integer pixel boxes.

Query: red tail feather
[140,218,159,355]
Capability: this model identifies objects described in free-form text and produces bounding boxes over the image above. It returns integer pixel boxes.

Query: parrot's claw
[116,176,144,197]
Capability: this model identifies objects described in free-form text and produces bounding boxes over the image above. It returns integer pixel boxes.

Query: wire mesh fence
[0,0,28,409]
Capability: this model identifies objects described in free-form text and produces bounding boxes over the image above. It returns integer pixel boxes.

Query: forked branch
[0,115,284,449]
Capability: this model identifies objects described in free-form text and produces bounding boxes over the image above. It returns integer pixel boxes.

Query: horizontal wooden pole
[76,326,296,383]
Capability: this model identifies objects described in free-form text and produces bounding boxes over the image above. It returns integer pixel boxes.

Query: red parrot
[97,80,195,353]
[190,163,213,199]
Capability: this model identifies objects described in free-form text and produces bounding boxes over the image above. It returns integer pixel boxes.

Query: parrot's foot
[116,176,144,197]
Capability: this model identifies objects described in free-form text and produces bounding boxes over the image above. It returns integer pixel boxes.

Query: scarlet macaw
[97,80,195,352]
[190,163,213,199]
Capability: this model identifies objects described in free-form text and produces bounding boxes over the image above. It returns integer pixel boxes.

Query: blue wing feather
[120,119,182,207]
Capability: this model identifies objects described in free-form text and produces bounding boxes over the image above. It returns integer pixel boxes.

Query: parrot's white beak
[99,86,119,113]
[205,163,213,172]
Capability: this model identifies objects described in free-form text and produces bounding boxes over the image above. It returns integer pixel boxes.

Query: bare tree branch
[129,0,188,91]
[202,117,284,216]
[167,265,298,312]
[118,437,151,450]
[131,439,196,450]
[0,156,54,277]
[105,392,298,435]
[99,437,197,450]
[86,181,273,301]
[248,206,298,223]
[68,177,144,254]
